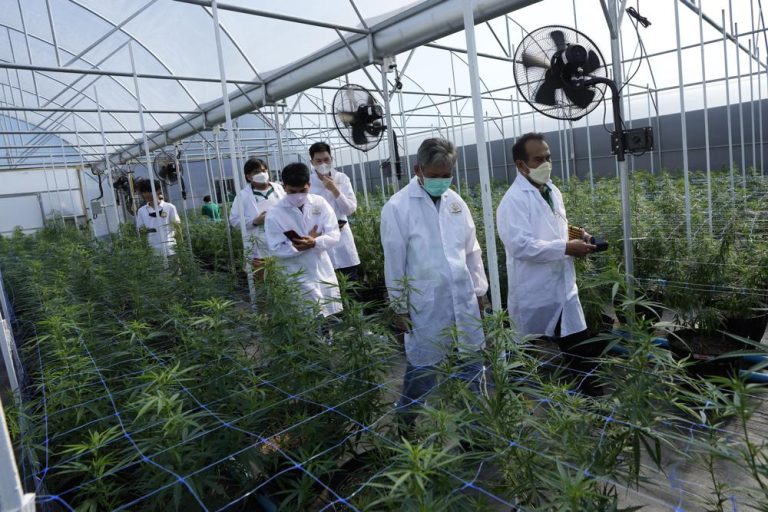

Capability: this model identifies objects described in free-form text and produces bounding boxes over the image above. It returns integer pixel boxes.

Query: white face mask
[285,192,307,208]
[251,172,269,184]
[527,161,552,185]
[315,163,332,176]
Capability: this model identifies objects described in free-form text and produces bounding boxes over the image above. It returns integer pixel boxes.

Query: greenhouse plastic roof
[0,0,765,168]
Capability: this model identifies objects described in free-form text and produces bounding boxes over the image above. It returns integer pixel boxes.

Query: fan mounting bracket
[611,127,654,155]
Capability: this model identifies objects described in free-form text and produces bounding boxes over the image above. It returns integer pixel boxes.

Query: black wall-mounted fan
[332,84,385,152]
[153,149,178,185]
[514,25,608,121]
[514,25,653,159]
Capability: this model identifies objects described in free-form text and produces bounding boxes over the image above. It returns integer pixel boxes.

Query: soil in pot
[666,329,755,378]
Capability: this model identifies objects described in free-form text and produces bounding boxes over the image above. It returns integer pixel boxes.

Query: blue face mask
[421,176,453,197]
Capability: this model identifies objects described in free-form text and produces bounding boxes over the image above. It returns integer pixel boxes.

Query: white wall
[0,167,122,237]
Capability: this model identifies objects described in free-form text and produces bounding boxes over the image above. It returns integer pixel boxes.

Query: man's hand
[292,237,316,251]
[566,239,598,257]
[253,211,267,226]
[319,174,340,198]
[292,225,320,251]
[477,295,490,318]
[394,313,411,334]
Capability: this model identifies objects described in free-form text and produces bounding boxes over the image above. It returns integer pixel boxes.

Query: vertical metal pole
[485,111,494,183]
[212,0,256,304]
[698,4,713,235]
[381,61,400,193]
[128,42,167,260]
[722,10,736,199]
[376,142,385,197]
[458,101,469,186]
[646,85,654,175]
[44,0,61,67]
[759,45,764,175]
[463,0,501,311]
[397,87,412,180]
[15,0,40,107]
[95,86,121,233]
[58,128,75,223]
[213,127,236,270]
[568,121,576,180]
[749,40,757,173]
[70,114,95,236]
[609,0,634,282]
[674,0,692,246]
[274,104,285,172]
[356,150,369,207]
[50,154,65,221]
[183,149,196,210]
[655,89,663,171]
[173,146,194,255]
[735,22,747,190]
[557,118,565,181]
[0,396,35,512]
[500,111,509,183]
[449,88,460,194]
[202,138,216,202]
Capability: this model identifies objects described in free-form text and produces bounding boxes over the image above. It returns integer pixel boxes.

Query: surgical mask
[285,192,307,208]
[421,177,453,197]
[315,163,332,176]
[527,161,552,185]
[251,172,269,184]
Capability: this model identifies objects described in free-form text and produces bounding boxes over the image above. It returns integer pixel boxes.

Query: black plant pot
[666,329,752,378]
[721,313,768,342]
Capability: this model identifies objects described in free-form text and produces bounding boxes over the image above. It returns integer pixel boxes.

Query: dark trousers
[336,265,359,282]
[550,317,608,396]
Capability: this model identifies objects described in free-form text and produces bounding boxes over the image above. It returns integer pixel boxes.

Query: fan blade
[550,30,567,53]
[563,85,596,109]
[351,124,369,146]
[534,74,560,106]
[582,50,601,74]
[521,51,550,69]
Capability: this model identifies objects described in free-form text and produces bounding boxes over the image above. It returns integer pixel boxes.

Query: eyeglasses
[148,209,164,218]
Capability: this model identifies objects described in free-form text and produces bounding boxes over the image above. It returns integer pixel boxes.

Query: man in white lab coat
[381,138,489,418]
[135,179,181,257]
[265,162,342,317]
[308,142,360,281]
[229,157,285,268]
[497,132,603,394]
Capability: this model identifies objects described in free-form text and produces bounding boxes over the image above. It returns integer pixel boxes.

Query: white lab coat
[496,172,586,338]
[229,182,286,259]
[309,169,360,269]
[136,200,181,256]
[264,193,343,317]
[380,177,488,366]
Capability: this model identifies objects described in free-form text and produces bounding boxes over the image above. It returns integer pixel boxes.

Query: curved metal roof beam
[0,73,112,160]
[0,24,163,152]
[65,0,202,112]
[0,31,143,156]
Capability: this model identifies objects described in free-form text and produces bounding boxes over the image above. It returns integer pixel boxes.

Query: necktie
[540,185,554,211]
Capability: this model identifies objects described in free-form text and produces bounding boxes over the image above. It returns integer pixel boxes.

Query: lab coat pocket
[407,279,436,322]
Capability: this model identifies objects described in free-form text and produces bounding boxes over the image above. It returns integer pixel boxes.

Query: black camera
[590,236,609,252]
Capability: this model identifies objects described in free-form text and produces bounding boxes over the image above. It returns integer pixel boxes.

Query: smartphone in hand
[283,230,301,242]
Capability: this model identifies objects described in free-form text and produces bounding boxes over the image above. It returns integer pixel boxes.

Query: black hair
[281,162,311,187]
[512,132,546,163]
[244,157,268,177]
[309,142,332,159]
[203,195,212,202]
[137,179,162,194]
